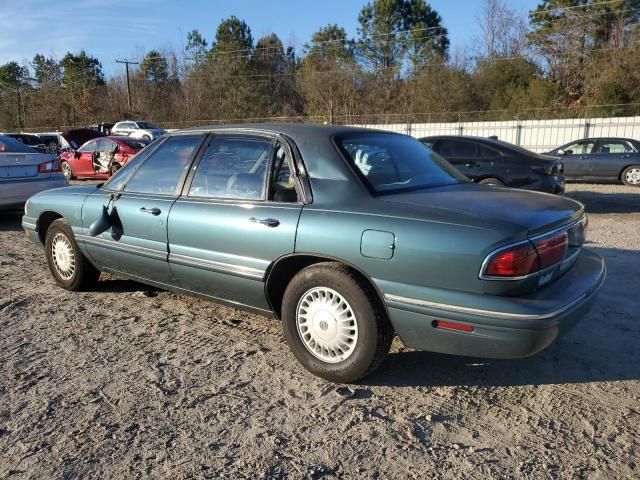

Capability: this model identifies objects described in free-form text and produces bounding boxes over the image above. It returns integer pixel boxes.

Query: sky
[0,0,540,75]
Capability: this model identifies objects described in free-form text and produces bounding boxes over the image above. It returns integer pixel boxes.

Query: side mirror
[88,205,112,236]
[74,151,81,158]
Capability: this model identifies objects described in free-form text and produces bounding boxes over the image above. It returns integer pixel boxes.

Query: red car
[59,133,147,180]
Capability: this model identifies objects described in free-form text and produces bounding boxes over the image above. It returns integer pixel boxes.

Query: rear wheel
[621,165,640,186]
[45,219,99,290]
[60,160,73,180]
[281,262,393,383]
[478,177,504,187]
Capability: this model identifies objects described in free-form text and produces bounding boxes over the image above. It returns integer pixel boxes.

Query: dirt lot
[1,183,639,479]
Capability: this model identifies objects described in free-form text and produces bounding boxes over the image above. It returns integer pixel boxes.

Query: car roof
[563,137,638,143]
[176,122,395,137]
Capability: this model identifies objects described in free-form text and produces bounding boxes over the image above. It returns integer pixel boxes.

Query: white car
[111,121,165,141]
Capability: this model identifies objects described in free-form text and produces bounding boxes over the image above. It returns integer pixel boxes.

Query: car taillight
[533,232,568,269]
[567,218,587,247]
[38,159,61,173]
[484,242,539,277]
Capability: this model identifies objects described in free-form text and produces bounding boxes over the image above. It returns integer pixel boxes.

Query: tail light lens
[533,232,568,269]
[484,242,539,277]
[38,159,61,173]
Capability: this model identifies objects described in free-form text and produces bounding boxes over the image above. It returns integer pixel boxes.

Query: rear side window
[435,139,477,157]
[188,135,272,200]
[594,141,635,153]
[123,135,202,195]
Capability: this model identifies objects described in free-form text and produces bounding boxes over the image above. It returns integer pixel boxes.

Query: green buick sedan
[22,125,606,383]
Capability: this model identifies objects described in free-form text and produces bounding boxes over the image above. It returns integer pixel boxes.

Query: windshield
[137,122,159,129]
[337,133,465,194]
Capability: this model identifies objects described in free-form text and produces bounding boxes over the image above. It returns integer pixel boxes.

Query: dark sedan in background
[547,137,640,186]
[421,135,565,194]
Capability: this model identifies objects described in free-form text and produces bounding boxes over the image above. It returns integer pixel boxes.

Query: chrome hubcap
[626,168,640,185]
[296,287,358,363]
[51,233,75,280]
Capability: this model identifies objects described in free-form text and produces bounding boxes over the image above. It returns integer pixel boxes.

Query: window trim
[102,133,207,196]
[181,131,305,205]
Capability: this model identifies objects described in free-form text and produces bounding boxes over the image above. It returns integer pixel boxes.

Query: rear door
[81,134,205,285]
[433,139,484,180]
[558,140,594,178]
[168,133,303,311]
[590,139,637,180]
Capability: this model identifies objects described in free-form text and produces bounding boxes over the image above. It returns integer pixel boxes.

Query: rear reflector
[533,231,568,269]
[433,320,475,333]
[484,243,539,277]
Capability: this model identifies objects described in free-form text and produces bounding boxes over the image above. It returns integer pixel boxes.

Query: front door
[80,134,206,286]
[168,134,303,312]
[73,139,98,176]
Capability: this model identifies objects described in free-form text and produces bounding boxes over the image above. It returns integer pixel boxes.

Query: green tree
[32,54,62,85]
[185,29,208,63]
[298,25,362,122]
[141,50,169,85]
[0,62,30,129]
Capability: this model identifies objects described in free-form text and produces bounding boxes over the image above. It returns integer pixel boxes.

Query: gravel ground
[1,183,639,479]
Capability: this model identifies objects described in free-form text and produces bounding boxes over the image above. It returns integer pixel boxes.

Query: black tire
[60,160,73,180]
[281,262,393,383]
[478,177,504,187]
[110,163,121,177]
[44,219,100,291]
[143,135,151,141]
[621,165,640,186]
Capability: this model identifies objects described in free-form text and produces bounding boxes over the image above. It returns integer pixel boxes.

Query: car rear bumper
[382,248,605,358]
[0,174,67,210]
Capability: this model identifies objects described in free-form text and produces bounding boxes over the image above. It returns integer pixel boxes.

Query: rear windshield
[337,133,465,193]
[0,135,37,153]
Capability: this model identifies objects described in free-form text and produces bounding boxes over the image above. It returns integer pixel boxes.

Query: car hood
[61,128,104,149]
[380,182,583,235]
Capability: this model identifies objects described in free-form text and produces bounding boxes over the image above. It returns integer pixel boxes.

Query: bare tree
[476,0,528,57]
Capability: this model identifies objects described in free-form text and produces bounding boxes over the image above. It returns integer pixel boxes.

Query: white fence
[354,116,640,152]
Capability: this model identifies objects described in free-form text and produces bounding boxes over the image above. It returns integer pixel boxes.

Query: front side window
[562,141,595,155]
[338,133,465,194]
[123,135,202,195]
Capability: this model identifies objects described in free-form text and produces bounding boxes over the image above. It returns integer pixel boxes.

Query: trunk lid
[0,152,56,180]
[60,128,104,150]
[380,182,583,236]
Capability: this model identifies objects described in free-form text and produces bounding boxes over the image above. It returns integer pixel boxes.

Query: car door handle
[249,217,280,227]
[139,207,161,216]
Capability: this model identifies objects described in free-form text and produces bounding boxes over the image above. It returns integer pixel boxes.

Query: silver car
[0,135,67,210]
[111,120,166,141]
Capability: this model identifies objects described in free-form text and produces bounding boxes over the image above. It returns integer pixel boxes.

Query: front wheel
[45,219,100,290]
[621,165,640,186]
[281,262,393,383]
[60,160,73,180]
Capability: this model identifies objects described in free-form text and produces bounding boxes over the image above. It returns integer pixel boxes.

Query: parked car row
[422,134,640,190]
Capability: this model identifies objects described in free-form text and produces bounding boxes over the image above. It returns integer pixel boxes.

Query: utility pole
[116,59,138,111]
